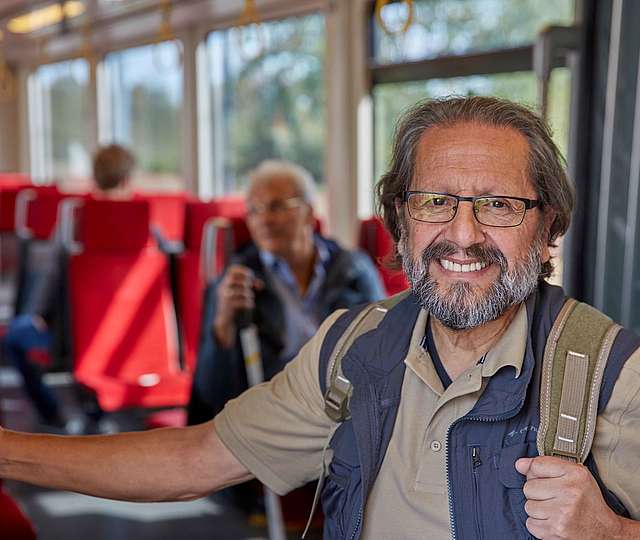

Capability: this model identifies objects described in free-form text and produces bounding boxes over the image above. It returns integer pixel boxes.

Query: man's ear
[394,199,406,255]
[303,202,315,226]
[540,210,555,262]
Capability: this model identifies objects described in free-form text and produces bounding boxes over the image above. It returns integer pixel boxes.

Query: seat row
[0,175,406,416]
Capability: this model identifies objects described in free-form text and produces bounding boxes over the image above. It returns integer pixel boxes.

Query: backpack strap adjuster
[324,373,353,422]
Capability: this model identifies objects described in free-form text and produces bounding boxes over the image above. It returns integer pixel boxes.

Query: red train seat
[177,198,247,371]
[64,198,191,411]
[137,191,191,243]
[358,216,408,296]
[0,484,36,540]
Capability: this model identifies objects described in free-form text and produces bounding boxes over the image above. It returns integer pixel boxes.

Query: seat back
[64,198,190,411]
[0,484,36,540]
[358,216,408,295]
[177,198,247,371]
[0,181,33,286]
[13,188,67,317]
[138,191,190,243]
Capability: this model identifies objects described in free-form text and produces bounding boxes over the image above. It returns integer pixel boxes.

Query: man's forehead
[412,123,532,193]
[248,175,299,200]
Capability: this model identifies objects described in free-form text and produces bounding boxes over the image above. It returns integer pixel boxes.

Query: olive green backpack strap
[537,298,622,463]
[324,290,411,423]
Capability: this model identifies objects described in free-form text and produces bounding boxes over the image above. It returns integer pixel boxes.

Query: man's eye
[482,198,511,210]
[430,197,447,206]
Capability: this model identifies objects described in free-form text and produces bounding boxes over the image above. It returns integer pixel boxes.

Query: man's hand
[213,264,263,349]
[515,456,625,540]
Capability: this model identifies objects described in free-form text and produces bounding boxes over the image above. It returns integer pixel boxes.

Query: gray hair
[376,95,575,279]
[248,159,317,205]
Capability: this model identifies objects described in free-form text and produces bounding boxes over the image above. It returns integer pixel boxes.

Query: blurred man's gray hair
[248,159,317,205]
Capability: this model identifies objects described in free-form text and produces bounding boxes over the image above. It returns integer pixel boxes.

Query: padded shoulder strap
[537,299,622,463]
[323,291,410,422]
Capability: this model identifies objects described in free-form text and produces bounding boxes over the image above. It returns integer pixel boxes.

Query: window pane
[374,72,538,181]
[373,0,574,64]
[206,14,326,200]
[29,59,91,187]
[102,41,183,191]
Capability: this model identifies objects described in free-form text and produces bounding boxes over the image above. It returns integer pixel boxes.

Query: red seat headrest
[78,198,151,252]
[24,189,64,240]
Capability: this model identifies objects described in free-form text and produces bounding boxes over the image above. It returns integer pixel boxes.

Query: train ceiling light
[7,1,85,35]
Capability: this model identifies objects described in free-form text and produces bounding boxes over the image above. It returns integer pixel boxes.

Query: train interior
[0,0,638,538]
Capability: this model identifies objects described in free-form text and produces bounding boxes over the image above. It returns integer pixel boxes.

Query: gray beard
[401,237,543,330]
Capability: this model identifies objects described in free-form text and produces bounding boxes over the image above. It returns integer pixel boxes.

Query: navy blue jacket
[318,282,640,540]
[188,236,385,424]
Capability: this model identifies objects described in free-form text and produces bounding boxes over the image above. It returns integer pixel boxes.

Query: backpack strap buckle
[324,373,353,422]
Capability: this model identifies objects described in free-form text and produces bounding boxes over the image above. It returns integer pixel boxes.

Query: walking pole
[238,310,287,540]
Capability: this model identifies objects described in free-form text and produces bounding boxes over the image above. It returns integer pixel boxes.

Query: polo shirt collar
[405,301,527,389]
[480,302,527,379]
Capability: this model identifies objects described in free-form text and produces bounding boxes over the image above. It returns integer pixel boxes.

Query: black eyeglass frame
[401,191,542,228]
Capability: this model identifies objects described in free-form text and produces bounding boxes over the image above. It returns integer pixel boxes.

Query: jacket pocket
[497,442,537,539]
[322,455,361,539]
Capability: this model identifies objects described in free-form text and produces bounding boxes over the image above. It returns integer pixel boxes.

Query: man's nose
[443,202,485,249]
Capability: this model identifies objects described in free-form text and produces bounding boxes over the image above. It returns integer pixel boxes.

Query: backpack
[323,294,622,463]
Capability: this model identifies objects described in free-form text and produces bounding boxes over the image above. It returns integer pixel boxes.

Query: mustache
[420,241,508,272]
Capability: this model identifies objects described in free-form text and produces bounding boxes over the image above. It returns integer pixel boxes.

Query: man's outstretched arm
[0,420,252,502]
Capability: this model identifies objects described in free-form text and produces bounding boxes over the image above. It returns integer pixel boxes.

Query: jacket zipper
[445,403,524,540]
[471,446,483,540]
[348,509,363,540]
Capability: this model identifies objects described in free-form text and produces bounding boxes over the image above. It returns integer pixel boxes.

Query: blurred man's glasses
[401,191,541,227]
[247,196,304,217]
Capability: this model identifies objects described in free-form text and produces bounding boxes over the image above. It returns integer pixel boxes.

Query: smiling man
[2,97,640,540]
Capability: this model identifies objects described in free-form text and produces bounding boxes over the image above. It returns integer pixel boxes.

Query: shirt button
[430,440,442,452]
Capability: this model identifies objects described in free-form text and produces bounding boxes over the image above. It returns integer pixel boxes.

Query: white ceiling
[0,0,325,63]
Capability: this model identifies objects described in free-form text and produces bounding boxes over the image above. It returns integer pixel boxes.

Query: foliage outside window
[29,59,91,187]
[102,41,183,191]
[206,14,326,199]
[374,69,571,181]
[373,0,575,64]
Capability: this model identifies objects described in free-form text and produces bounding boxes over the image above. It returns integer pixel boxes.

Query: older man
[188,159,385,424]
[1,97,640,540]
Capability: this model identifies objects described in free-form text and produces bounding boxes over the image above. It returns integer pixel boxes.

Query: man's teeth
[440,259,488,273]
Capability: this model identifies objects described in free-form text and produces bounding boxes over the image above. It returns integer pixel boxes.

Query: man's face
[246,175,314,258]
[399,122,551,329]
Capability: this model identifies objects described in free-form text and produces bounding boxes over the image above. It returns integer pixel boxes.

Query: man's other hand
[515,456,624,540]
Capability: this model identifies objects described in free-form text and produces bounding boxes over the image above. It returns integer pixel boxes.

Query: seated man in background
[3,144,135,431]
[188,159,385,424]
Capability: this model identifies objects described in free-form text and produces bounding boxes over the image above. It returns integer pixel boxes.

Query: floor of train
[0,367,322,540]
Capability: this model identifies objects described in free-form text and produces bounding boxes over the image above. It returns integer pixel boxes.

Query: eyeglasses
[401,191,541,228]
[247,196,304,217]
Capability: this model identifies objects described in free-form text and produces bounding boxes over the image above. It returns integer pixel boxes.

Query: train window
[28,58,91,186]
[374,68,571,181]
[99,40,184,191]
[204,13,326,201]
[372,0,574,65]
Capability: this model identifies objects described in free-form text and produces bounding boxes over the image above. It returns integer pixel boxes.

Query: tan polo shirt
[215,303,640,539]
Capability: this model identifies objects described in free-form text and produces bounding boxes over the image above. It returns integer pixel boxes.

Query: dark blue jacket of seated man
[187,160,385,424]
